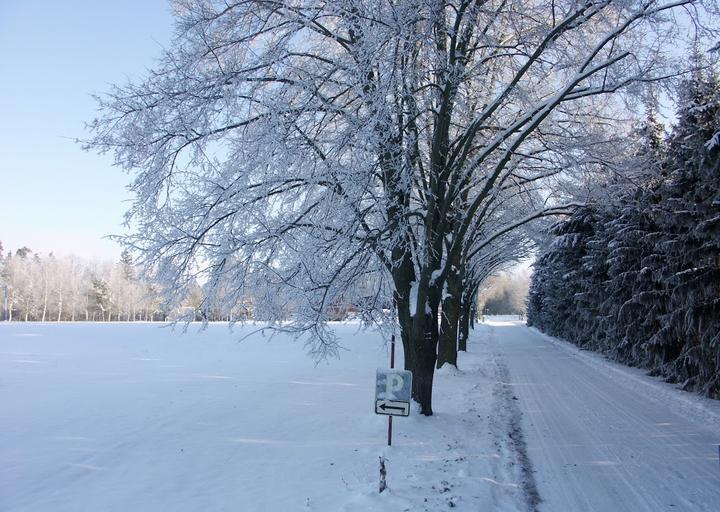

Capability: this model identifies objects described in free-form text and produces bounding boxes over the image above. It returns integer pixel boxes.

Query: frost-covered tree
[528,61,720,398]
[0,241,8,322]
[527,207,598,337]
[9,248,38,322]
[647,59,720,394]
[85,0,719,414]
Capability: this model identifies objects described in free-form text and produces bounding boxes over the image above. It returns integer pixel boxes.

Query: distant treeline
[528,69,720,398]
[0,248,247,322]
[477,271,530,316]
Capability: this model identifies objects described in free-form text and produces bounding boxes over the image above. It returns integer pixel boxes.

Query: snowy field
[1,322,529,512]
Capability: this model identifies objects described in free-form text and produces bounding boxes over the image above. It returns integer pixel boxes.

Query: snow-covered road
[484,319,720,512]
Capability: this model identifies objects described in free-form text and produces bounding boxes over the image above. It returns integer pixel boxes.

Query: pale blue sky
[0,1,174,260]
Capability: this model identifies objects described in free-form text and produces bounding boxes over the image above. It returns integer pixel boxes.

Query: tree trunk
[458,296,471,352]
[391,235,447,415]
[412,309,439,416]
[437,299,458,368]
[437,304,458,369]
[437,266,462,368]
[413,338,437,415]
[391,251,417,373]
[395,278,441,415]
[411,275,442,414]
[396,293,414,373]
[458,283,477,352]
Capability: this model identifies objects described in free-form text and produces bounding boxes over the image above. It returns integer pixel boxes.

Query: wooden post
[379,456,387,492]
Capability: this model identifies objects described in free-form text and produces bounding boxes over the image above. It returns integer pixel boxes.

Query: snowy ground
[483,318,720,512]
[1,322,528,512]
[3,320,719,512]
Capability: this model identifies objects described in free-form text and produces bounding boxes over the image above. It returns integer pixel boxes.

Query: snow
[1,322,529,512]
[430,269,442,285]
[435,363,462,377]
[527,326,720,431]
[482,318,720,512]
[4,320,719,512]
[408,281,419,316]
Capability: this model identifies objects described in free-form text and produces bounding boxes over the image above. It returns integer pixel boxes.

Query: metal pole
[387,414,393,446]
[388,335,395,446]
[390,334,396,368]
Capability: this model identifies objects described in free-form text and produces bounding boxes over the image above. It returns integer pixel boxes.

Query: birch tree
[85,0,718,414]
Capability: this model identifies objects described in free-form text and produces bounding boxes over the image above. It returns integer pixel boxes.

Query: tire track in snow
[487,330,541,512]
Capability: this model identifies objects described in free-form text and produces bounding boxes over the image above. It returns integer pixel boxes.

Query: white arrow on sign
[375,399,410,417]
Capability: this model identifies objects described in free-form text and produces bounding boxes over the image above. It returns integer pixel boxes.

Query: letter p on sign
[375,369,412,404]
[386,374,405,394]
[375,369,412,417]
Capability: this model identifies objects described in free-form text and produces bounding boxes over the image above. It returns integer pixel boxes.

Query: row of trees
[0,246,169,322]
[84,1,718,414]
[0,238,529,324]
[0,239,525,323]
[527,65,720,398]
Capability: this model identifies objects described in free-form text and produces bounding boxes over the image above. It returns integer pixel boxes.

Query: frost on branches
[85,0,718,414]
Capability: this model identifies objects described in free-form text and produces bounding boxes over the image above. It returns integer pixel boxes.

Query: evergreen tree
[90,277,112,321]
[648,59,720,394]
[527,208,597,340]
[528,62,720,398]
[119,250,136,281]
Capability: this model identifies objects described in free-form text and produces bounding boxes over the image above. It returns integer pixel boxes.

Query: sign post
[376,335,412,493]
[389,335,394,447]
[375,335,412,445]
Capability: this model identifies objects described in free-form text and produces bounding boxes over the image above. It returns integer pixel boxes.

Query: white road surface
[484,319,720,512]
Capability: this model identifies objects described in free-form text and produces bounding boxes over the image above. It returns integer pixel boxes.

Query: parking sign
[375,369,412,417]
